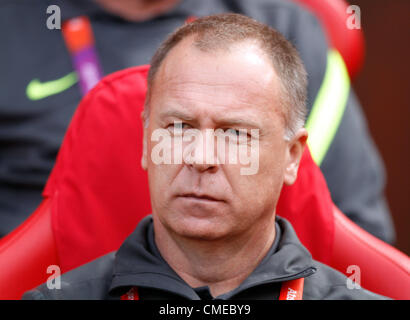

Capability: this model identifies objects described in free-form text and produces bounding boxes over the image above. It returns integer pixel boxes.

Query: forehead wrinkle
[162,79,275,111]
[158,99,272,133]
[161,64,277,94]
[154,79,282,132]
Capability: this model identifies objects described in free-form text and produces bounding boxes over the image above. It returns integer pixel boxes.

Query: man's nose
[182,129,218,173]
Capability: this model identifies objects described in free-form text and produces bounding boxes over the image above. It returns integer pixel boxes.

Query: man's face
[142,39,306,241]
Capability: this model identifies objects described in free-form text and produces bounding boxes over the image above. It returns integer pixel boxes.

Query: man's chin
[166,217,230,241]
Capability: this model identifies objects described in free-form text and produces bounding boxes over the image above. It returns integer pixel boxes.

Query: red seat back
[0,198,58,299]
[293,0,365,79]
[331,206,410,299]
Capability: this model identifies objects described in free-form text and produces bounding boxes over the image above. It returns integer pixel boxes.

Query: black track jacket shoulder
[22,216,387,300]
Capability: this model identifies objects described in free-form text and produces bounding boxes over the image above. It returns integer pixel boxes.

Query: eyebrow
[217,117,261,129]
[158,109,195,122]
[159,108,261,128]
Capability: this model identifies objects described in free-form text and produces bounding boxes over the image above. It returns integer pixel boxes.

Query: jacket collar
[109,215,316,299]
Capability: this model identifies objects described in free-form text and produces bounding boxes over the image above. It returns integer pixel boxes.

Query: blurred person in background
[0,0,395,244]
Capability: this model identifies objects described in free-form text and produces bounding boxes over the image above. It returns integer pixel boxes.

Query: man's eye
[225,128,241,136]
[225,128,252,143]
[226,128,249,138]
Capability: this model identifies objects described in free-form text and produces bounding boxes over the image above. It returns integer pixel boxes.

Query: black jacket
[23,216,387,300]
[0,0,395,243]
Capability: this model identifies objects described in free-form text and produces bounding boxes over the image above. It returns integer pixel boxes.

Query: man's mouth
[178,193,224,202]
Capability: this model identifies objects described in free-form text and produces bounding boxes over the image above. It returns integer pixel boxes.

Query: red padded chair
[292,0,365,79]
[0,65,409,300]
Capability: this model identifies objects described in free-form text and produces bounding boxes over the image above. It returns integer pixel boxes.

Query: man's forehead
[146,37,288,130]
[158,38,277,86]
[152,38,280,106]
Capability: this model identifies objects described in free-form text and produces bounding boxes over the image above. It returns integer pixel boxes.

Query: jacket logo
[26,71,78,100]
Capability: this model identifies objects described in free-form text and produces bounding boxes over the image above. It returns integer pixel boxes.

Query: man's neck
[153,216,277,298]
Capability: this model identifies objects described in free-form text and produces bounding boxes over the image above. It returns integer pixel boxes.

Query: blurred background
[353,0,410,254]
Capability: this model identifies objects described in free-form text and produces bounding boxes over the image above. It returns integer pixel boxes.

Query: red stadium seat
[293,0,365,79]
[331,207,410,299]
[0,198,58,300]
[0,65,408,300]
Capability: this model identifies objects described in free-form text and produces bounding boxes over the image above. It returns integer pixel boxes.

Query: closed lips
[179,194,223,202]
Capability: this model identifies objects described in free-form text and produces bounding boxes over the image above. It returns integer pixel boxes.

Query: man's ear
[283,128,308,186]
[141,111,148,171]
